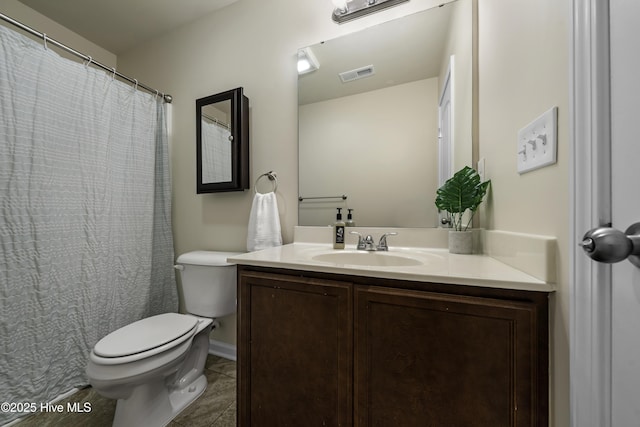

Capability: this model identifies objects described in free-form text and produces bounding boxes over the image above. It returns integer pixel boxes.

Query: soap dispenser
[333,208,345,249]
[346,209,356,227]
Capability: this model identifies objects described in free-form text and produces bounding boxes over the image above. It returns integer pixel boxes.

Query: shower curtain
[201,118,232,182]
[0,25,178,424]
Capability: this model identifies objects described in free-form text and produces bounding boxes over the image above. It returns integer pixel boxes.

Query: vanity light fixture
[331,0,410,24]
[297,47,320,75]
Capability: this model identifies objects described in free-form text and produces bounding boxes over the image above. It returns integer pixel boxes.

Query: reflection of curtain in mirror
[201,119,232,183]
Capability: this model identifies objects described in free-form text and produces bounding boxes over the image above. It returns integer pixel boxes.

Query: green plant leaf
[434,166,490,230]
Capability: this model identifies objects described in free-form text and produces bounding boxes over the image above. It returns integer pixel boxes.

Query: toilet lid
[94,313,198,358]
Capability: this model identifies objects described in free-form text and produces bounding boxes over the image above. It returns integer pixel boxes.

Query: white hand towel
[247,192,283,252]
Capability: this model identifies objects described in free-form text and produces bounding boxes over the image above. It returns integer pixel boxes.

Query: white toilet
[86,251,241,427]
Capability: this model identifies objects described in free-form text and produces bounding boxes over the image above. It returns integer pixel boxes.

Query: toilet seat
[91,313,199,365]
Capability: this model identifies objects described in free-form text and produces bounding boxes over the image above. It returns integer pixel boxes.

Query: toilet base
[112,374,207,427]
[87,316,214,427]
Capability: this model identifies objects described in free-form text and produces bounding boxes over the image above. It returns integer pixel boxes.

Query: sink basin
[311,251,424,267]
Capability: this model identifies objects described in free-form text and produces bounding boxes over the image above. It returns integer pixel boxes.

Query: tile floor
[15,355,236,427]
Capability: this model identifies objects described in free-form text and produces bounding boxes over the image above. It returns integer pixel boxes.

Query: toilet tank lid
[176,250,244,267]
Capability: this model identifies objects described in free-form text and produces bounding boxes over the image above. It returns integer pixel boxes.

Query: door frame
[570,0,612,426]
[438,55,454,187]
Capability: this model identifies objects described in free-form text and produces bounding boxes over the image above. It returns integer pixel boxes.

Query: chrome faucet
[350,232,376,251]
[350,231,398,251]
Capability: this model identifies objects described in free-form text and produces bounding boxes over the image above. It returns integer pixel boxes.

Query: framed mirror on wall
[297,0,473,227]
[196,87,249,193]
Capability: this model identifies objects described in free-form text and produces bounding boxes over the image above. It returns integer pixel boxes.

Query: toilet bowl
[86,251,241,427]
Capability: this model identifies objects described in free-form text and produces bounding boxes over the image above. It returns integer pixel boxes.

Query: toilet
[86,251,241,427]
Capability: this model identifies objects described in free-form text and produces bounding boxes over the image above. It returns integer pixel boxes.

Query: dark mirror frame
[196,87,249,193]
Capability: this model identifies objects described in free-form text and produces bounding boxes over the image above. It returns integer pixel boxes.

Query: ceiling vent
[339,65,376,83]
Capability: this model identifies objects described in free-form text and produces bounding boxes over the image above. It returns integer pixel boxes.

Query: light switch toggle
[518,148,527,159]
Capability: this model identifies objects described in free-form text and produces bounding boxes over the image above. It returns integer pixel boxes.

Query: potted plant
[435,166,490,254]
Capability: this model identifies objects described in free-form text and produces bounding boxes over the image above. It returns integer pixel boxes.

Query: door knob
[580,222,640,267]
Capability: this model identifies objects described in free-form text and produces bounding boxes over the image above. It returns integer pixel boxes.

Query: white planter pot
[448,230,473,254]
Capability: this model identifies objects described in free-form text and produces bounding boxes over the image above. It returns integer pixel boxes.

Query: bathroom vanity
[230,232,553,427]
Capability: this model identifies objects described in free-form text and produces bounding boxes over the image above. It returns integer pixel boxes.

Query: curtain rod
[0,12,172,103]
[201,113,230,130]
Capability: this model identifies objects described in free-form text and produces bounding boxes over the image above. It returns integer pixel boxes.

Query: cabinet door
[355,286,544,427]
[238,271,353,427]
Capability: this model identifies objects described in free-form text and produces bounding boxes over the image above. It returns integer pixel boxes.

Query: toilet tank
[175,251,243,318]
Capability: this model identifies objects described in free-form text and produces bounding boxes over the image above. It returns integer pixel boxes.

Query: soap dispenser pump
[333,208,345,249]
[346,209,356,227]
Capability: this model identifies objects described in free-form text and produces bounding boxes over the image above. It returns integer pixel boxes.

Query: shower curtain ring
[84,56,92,68]
[43,33,48,50]
[133,79,138,92]
[111,68,116,81]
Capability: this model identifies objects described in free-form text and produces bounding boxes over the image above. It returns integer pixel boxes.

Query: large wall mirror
[298,0,473,227]
[196,87,249,193]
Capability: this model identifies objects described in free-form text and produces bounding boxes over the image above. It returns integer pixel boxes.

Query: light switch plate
[517,106,558,174]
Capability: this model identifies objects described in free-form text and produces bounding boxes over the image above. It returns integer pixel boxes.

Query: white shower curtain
[0,26,178,424]
[201,118,232,183]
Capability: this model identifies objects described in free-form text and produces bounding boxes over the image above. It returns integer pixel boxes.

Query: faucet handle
[377,232,398,251]
[349,231,365,250]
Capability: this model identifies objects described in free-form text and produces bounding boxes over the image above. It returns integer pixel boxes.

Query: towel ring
[255,171,278,194]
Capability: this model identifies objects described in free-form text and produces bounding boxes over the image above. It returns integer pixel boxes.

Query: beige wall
[1,0,116,68]
[299,78,440,228]
[478,0,570,426]
[117,0,448,252]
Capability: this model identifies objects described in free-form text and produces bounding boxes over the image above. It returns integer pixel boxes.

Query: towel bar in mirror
[196,87,249,193]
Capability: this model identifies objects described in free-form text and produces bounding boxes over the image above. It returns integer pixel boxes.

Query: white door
[438,58,453,188]
[437,58,453,227]
[572,0,640,426]
[609,0,640,423]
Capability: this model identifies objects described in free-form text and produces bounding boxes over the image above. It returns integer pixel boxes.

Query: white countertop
[228,243,554,292]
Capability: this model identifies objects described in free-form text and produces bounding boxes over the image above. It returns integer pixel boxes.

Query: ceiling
[298,3,454,105]
[18,0,238,54]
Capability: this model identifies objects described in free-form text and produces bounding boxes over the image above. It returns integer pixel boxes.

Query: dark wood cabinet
[237,270,353,426]
[355,285,544,427]
[238,266,548,427]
